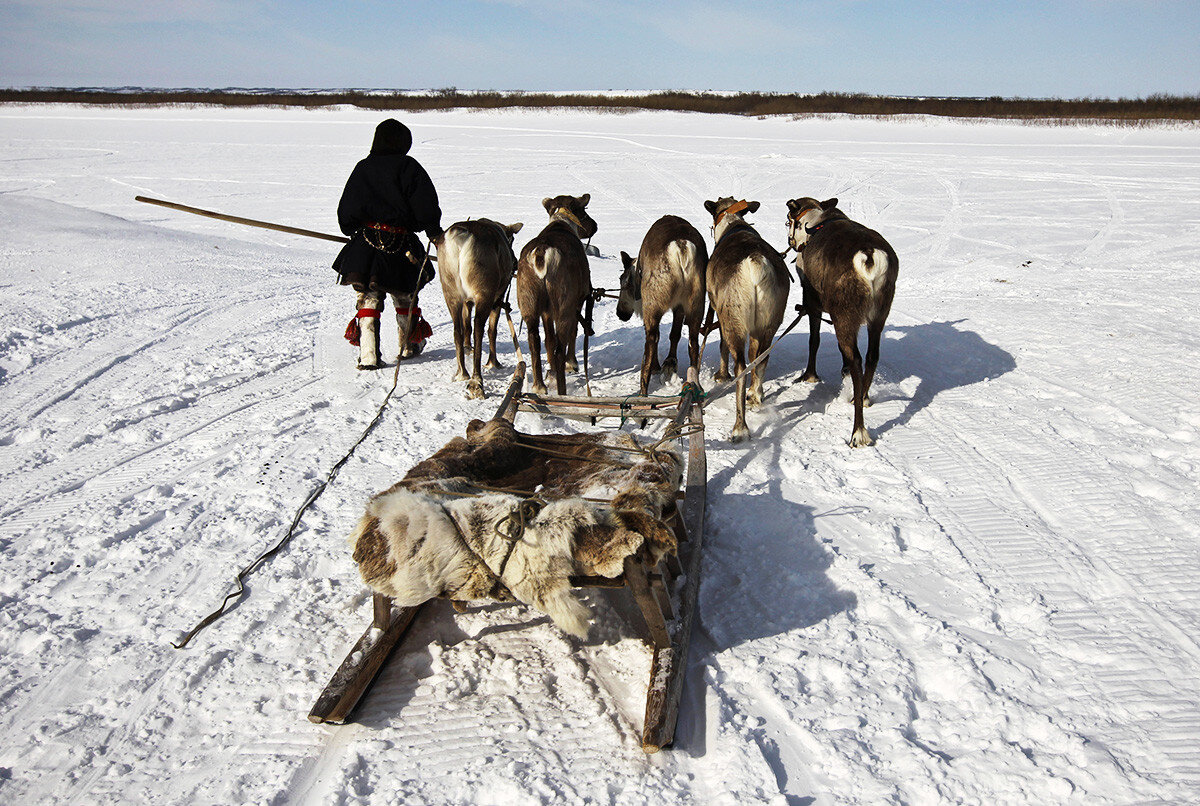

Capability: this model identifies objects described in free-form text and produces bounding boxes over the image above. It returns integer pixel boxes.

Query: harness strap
[554,207,584,230]
[715,200,750,230]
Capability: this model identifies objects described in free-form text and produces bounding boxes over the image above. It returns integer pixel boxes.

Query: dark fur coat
[332,119,442,294]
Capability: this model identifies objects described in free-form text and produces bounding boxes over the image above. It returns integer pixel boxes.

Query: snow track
[1,106,1198,804]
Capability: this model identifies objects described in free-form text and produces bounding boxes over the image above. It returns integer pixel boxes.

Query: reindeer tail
[854,249,890,296]
[670,239,700,281]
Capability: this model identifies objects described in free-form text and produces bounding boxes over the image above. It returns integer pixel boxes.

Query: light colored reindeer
[436,218,524,399]
[616,215,708,395]
[516,194,597,395]
[786,196,898,447]
[704,197,791,442]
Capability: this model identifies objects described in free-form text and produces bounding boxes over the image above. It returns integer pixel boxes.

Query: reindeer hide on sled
[347,418,681,637]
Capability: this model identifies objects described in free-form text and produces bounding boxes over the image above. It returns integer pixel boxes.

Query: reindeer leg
[662,310,683,383]
[798,278,822,383]
[466,303,488,399]
[452,301,469,381]
[730,338,749,442]
[486,307,502,370]
[544,313,565,396]
[686,312,701,379]
[564,317,579,374]
[527,318,547,396]
[715,334,731,383]
[863,318,884,408]
[836,323,871,447]
[462,302,473,356]
[641,311,662,396]
[746,336,763,407]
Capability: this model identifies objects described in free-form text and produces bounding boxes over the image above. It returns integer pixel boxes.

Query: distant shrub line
[3,88,1198,122]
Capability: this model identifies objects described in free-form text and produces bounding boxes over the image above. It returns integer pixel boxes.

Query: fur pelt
[348,417,681,637]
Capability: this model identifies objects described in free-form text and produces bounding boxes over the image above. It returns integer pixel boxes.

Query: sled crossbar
[309,362,707,752]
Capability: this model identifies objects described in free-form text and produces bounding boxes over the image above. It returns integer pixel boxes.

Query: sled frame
[309,361,707,753]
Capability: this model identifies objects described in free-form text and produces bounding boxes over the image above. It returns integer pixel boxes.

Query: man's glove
[426,226,444,242]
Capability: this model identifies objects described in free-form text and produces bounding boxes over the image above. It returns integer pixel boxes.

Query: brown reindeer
[786,197,898,447]
[616,215,709,395]
[436,218,524,399]
[704,197,791,442]
[516,194,598,395]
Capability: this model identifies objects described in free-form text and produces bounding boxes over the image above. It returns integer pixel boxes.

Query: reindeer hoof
[660,362,678,383]
[714,369,731,383]
[863,395,873,408]
[748,391,762,407]
[357,362,381,371]
[565,359,578,373]
[798,371,820,384]
[453,369,469,382]
[466,379,485,400]
[485,358,502,371]
[730,424,750,443]
[849,427,875,448]
[531,382,548,396]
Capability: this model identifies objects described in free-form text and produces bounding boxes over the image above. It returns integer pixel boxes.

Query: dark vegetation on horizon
[3,88,1198,122]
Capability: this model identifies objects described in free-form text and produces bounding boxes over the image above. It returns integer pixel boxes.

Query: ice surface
[1,104,1198,804]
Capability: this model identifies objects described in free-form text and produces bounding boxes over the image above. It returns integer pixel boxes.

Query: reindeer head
[785,197,838,250]
[542,193,598,239]
[704,197,760,243]
[616,251,643,322]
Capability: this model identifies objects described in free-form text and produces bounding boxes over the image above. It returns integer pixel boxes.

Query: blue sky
[1,0,1196,98]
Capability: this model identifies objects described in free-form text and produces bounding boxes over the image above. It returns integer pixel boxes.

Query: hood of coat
[371,119,413,156]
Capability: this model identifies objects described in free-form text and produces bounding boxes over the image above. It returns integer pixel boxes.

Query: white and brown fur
[704,197,791,442]
[516,194,598,395]
[786,197,898,447]
[436,218,524,399]
[617,215,709,395]
[347,417,680,637]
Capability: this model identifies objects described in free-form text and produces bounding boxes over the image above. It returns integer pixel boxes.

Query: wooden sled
[309,362,707,753]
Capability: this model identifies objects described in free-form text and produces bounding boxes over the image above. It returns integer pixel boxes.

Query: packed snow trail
[0,106,1198,804]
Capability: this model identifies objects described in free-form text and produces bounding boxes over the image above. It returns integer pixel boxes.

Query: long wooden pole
[135,195,350,244]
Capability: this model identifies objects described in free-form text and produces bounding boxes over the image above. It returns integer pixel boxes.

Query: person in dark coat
[334,118,443,369]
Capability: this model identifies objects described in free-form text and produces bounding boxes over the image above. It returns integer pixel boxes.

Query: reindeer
[516,194,598,395]
[786,197,898,447]
[704,198,791,442]
[436,218,524,399]
[616,215,709,395]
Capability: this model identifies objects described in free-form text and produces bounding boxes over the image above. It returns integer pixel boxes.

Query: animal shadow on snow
[868,319,1015,438]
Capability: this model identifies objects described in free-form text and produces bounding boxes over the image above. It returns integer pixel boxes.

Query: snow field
[0,105,1198,804]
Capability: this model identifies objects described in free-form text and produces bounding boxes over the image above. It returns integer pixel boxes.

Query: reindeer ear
[746,200,761,214]
[542,197,555,213]
[620,251,635,268]
[579,193,590,206]
[786,199,801,212]
[821,198,838,210]
[507,222,524,234]
[704,200,718,215]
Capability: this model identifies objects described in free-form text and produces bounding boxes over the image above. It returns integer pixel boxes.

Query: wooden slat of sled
[641,367,707,753]
[309,364,528,726]
[308,594,420,724]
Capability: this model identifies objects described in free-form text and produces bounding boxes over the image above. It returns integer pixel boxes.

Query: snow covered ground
[1,104,1198,804]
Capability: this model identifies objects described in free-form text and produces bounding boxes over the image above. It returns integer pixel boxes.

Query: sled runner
[308,362,708,753]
